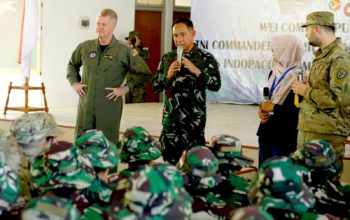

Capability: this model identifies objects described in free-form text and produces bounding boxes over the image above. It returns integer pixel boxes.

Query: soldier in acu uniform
[152,18,221,164]
[125,31,151,103]
[67,9,152,144]
[292,11,350,179]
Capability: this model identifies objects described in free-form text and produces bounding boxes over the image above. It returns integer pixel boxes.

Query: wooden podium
[4,77,49,114]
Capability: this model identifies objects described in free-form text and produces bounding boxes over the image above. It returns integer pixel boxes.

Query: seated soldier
[0,162,21,218]
[108,126,161,185]
[29,141,96,219]
[9,112,62,161]
[248,156,335,219]
[292,139,350,219]
[0,133,31,216]
[110,163,192,219]
[178,145,243,218]
[74,129,120,219]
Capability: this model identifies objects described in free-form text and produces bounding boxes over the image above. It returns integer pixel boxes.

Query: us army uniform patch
[337,69,347,79]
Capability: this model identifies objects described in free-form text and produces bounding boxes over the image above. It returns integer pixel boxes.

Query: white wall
[41,0,135,108]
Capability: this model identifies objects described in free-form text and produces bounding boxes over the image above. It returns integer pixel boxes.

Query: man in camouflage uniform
[108,126,161,200]
[292,11,350,179]
[125,31,151,103]
[10,112,62,161]
[178,145,243,218]
[67,9,152,144]
[110,164,193,219]
[152,18,221,164]
[0,133,32,215]
[292,139,350,218]
[31,141,95,200]
[230,206,273,220]
[248,156,337,219]
[74,129,120,219]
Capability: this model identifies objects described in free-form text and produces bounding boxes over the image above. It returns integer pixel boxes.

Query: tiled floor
[1,102,261,147]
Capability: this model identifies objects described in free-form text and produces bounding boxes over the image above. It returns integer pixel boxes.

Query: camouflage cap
[125,31,142,40]
[31,141,95,191]
[230,206,273,220]
[0,162,20,215]
[301,11,335,28]
[179,145,219,178]
[22,194,80,220]
[296,139,336,169]
[119,127,161,163]
[111,164,192,219]
[76,129,120,169]
[10,112,62,144]
[208,134,254,168]
[249,156,315,213]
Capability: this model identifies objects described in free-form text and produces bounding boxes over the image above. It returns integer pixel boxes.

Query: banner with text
[191,0,350,104]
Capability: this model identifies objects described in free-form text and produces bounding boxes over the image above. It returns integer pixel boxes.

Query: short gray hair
[99,8,118,24]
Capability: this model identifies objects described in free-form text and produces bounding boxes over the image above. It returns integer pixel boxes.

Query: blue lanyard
[270,65,296,96]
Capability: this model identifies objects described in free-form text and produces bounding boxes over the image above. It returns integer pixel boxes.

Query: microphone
[294,65,304,108]
[263,87,270,101]
[177,45,184,70]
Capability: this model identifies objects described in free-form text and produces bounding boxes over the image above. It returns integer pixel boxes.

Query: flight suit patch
[88,51,97,59]
[104,54,114,60]
[337,68,347,79]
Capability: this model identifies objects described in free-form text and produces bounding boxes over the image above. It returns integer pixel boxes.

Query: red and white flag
[17,0,40,78]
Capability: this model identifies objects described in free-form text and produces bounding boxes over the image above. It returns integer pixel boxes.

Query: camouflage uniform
[67,35,152,144]
[108,127,161,202]
[0,134,32,212]
[247,156,337,219]
[75,129,120,218]
[230,206,273,220]
[118,126,161,163]
[110,164,193,220]
[297,11,350,178]
[292,139,350,218]
[22,193,80,220]
[0,162,20,216]
[9,112,62,161]
[152,44,221,164]
[207,135,255,209]
[179,145,242,218]
[125,31,151,103]
[31,141,95,193]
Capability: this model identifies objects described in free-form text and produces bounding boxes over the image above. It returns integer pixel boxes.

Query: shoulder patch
[337,68,347,79]
[88,51,97,59]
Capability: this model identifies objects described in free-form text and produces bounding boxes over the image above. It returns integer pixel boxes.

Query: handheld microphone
[177,45,184,70]
[294,65,304,108]
[263,87,270,101]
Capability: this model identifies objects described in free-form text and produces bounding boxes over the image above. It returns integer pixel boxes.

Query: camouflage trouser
[294,130,347,180]
[125,88,145,103]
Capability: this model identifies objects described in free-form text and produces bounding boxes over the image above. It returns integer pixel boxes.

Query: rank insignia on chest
[88,51,97,59]
[337,69,347,79]
[104,54,114,60]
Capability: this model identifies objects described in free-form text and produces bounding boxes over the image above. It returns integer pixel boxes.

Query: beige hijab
[268,35,305,105]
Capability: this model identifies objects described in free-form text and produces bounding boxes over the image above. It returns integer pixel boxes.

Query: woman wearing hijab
[257,34,305,165]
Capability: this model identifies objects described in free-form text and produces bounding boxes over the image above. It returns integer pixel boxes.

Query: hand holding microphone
[177,45,184,71]
[259,87,274,124]
[293,65,304,108]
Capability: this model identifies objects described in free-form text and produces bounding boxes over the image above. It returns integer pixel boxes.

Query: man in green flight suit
[67,9,152,144]
[292,11,350,179]
[125,31,151,103]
